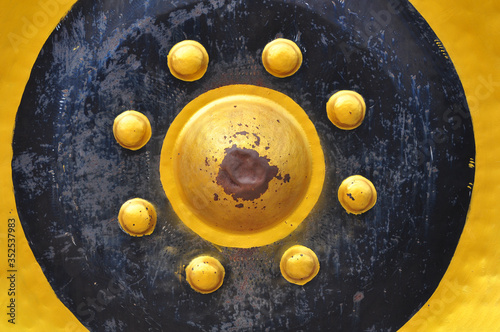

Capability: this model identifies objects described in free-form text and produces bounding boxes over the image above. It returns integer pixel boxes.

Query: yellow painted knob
[113,110,152,150]
[326,90,366,130]
[185,256,225,294]
[167,40,209,81]
[338,175,377,214]
[118,198,157,236]
[262,38,302,78]
[280,245,320,285]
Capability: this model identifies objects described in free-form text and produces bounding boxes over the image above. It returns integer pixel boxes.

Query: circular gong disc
[12,0,475,331]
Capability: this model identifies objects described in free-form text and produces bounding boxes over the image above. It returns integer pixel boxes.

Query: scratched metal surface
[11,0,475,331]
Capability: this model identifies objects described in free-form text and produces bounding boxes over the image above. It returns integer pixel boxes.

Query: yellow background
[0,0,498,330]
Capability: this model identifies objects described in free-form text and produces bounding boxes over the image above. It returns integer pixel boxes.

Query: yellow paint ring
[1,1,499,331]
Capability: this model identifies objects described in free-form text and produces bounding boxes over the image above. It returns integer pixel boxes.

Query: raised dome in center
[160,85,325,248]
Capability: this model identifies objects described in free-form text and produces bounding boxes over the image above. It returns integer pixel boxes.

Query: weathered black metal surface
[12,0,475,331]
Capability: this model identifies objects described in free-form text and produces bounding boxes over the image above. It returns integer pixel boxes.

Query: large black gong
[12,0,475,331]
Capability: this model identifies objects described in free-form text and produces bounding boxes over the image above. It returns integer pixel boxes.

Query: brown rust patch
[216,146,279,201]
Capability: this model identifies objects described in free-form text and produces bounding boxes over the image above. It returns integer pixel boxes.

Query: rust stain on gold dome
[216,146,280,201]
[160,84,325,248]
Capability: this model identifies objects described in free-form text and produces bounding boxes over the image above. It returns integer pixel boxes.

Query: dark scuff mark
[283,174,290,183]
[234,131,249,137]
[252,133,260,146]
[353,291,364,303]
